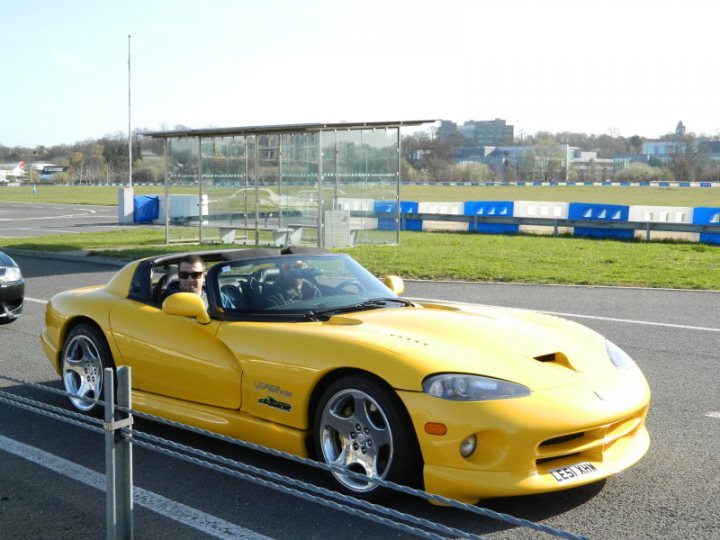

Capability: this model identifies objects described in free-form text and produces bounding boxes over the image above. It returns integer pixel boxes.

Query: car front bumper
[0,280,24,321]
[397,372,651,503]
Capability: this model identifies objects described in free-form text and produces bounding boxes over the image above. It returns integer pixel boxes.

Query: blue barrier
[693,207,720,245]
[463,201,518,234]
[133,195,159,223]
[374,200,422,231]
[568,202,633,239]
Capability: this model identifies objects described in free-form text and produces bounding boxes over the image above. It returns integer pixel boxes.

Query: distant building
[613,154,651,173]
[699,140,720,161]
[641,141,686,164]
[642,140,686,155]
[462,118,514,146]
[568,150,613,181]
[437,118,514,146]
[436,120,459,139]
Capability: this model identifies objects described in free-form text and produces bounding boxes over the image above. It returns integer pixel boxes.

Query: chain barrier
[115,404,589,540]
[127,429,479,540]
[0,373,589,540]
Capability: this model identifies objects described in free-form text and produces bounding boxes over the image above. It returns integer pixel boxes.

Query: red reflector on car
[425,422,447,436]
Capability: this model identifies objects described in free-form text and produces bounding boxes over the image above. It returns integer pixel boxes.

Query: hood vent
[533,352,575,371]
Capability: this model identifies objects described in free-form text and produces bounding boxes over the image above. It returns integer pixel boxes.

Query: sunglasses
[178,271,204,279]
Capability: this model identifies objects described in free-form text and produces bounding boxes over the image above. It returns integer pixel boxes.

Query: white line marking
[409,297,720,333]
[542,310,720,333]
[24,297,47,304]
[706,412,720,419]
[0,434,272,540]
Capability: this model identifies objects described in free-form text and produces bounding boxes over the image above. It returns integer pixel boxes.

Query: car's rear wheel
[61,324,114,412]
[313,376,420,499]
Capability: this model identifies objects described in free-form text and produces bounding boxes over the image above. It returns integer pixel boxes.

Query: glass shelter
[145,121,432,247]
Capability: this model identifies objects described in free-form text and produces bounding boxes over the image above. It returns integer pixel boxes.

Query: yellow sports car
[41,247,650,503]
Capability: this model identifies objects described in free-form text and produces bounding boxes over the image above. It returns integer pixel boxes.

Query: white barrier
[335,197,373,212]
[514,200,570,235]
[418,201,468,232]
[628,205,697,241]
[154,194,209,225]
[335,198,378,230]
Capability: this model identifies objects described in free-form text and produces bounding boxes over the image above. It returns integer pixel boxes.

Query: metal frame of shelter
[145,120,433,248]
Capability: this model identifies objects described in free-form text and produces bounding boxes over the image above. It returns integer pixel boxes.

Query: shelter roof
[144,120,436,139]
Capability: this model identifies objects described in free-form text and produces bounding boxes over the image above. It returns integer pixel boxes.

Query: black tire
[313,375,421,499]
[60,323,115,413]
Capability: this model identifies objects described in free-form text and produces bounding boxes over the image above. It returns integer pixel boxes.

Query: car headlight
[605,340,637,370]
[0,266,22,283]
[423,374,531,401]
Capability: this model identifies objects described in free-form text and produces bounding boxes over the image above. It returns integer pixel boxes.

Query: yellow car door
[109,298,242,409]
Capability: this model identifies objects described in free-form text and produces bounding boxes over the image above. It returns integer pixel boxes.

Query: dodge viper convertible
[0,250,24,324]
[41,247,650,503]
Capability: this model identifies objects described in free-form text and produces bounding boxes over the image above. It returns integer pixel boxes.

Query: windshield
[211,254,400,316]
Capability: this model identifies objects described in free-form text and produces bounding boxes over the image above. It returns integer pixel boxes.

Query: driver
[262,260,321,307]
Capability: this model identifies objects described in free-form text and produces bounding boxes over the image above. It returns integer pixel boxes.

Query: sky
[1,0,719,148]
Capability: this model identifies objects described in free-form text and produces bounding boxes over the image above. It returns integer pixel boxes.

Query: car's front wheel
[61,324,114,412]
[313,376,421,499]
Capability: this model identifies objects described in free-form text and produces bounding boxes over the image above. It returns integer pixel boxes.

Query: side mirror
[382,275,405,295]
[162,292,211,324]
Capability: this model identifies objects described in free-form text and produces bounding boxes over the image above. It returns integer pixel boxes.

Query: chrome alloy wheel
[62,333,104,412]
[319,388,394,492]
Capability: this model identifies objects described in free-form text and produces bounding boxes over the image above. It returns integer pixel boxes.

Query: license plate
[549,462,598,483]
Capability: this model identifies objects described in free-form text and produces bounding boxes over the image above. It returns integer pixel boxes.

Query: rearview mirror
[382,275,405,295]
[162,292,211,324]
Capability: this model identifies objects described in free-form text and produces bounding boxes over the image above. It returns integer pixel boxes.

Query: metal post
[278,135,284,229]
[317,130,324,248]
[198,138,203,244]
[164,139,169,244]
[254,137,260,246]
[127,35,133,188]
[396,127,401,245]
[244,137,249,228]
[105,367,134,540]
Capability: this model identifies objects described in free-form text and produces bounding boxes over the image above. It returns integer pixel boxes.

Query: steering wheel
[333,279,366,294]
[302,279,323,298]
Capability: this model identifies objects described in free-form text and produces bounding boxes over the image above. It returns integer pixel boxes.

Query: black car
[0,251,24,324]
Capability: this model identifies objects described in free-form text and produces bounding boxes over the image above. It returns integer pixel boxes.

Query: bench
[218,225,303,246]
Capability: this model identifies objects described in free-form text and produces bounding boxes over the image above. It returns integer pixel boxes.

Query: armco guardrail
[0,370,591,540]
[360,208,720,244]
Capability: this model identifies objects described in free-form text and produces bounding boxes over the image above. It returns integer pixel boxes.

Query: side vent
[533,352,575,371]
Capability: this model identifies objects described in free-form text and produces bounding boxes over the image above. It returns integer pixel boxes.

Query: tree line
[1,129,166,184]
[3,122,718,184]
[400,121,720,183]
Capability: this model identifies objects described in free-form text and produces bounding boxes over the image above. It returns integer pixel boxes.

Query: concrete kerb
[2,247,130,268]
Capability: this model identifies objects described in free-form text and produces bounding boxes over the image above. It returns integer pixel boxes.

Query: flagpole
[128,34,133,188]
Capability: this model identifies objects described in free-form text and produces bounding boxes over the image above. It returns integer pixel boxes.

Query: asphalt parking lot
[0,201,140,238]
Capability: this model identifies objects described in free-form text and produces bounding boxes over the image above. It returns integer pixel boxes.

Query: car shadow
[7,250,124,279]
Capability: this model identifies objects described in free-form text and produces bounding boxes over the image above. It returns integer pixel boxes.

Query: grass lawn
[3,228,719,290]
